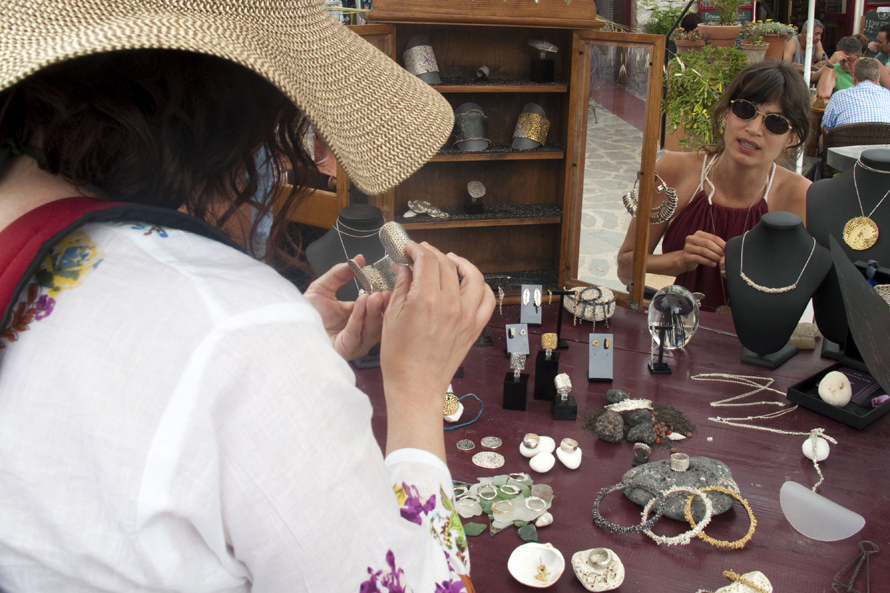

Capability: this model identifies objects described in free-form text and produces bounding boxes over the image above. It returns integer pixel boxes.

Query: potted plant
[642,0,684,55]
[671,28,707,54]
[697,0,744,47]
[662,45,748,151]
[739,22,768,63]
[746,20,797,60]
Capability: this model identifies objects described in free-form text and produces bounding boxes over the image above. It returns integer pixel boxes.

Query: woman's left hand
[304,255,390,360]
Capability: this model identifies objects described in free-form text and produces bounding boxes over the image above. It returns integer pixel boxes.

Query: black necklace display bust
[305,204,386,302]
[807,149,890,346]
[724,212,832,368]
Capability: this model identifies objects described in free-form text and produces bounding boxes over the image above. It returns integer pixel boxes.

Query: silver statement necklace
[738,231,817,294]
[843,161,890,251]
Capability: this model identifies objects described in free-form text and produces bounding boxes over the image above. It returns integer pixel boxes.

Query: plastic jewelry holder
[505,324,530,357]
[649,326,672,375]
[534,350,560,401]
[588,333,614,382]
[520,284,543,325]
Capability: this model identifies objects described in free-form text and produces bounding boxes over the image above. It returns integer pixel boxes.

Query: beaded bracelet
[641,486,714,546]
[685,486,757,549]
[592,482,666,534]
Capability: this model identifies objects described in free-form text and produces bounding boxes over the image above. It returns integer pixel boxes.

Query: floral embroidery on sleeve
[396,483,436,525]
[361,550,407,593]
[122,222,169,237]
[1,230,102,346]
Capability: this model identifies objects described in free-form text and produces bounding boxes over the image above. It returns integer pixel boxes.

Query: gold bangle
[685,486,757,550]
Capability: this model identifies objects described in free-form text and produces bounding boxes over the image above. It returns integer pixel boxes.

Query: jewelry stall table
[353,305,889,592]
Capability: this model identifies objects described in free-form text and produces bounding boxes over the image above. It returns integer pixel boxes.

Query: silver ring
[453,485,469,499]
[500,484,521,496]
[525,496,547,512]
[520,328,527,336]
[509,472,531,483]
[560,438,578,453]
[670,453,690,472]
[492,500,513,514]
[458,495,479,507]
[523,433,540,449]
[478,484,498,500]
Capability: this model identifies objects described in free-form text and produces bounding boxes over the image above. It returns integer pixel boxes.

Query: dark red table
[354,305,889,592]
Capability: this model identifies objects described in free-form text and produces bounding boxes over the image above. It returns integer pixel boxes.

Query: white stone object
[520,435,556,458]
[571,548,625,592]
[802,436,830,462]
[535,512,554,527]
[666,432,687,441]
[713,570,772,592]
[556,446,582,470]
[508,542,565,588]
[818,370,852,407]
[530,451,556,473]
[444,401,464,423]
[402,210,417,218]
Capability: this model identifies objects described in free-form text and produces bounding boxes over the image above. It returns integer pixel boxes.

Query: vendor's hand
[303,254,389,360]
[677,230,726,272]
[381,241,495,404]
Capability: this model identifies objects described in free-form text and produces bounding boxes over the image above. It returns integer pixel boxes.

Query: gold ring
[492,500,513,514]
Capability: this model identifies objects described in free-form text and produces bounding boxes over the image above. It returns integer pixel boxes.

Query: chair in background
[822,122,890,176]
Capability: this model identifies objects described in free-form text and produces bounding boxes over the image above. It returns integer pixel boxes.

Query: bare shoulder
[768,165,810,219]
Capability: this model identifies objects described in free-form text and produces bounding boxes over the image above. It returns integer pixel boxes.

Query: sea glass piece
[779,481,865,541]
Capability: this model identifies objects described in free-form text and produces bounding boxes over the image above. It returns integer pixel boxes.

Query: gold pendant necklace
[844,162,890,251]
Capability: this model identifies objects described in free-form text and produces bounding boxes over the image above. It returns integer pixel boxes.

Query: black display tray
[787,363,890,430]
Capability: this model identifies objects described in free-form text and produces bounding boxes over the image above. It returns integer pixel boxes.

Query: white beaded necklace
[738,231,817,294]
[692,373,837,491]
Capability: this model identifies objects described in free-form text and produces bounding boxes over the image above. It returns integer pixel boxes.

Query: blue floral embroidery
[361,550,407,593]
[398,483,436,525]
[125,222,169,237]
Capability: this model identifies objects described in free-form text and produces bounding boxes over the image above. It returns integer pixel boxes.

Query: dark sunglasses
[730,99,793,135]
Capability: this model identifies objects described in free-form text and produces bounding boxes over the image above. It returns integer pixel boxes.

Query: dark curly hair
[709,59,811,155]
[0,49,316,265]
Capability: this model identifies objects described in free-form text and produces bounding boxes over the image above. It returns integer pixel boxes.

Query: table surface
[827,144,890,171]
[353,305,889,593]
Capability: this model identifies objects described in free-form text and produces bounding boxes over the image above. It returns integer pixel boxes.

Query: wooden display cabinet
[335,1,664,308]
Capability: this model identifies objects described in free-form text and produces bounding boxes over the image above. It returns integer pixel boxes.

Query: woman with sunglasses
[617,60,812,312]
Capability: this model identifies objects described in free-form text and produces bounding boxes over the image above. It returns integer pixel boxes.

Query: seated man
[784,19,827,72]
[867,23,890,66]
[820,58,890,150]
[815,36,865,98]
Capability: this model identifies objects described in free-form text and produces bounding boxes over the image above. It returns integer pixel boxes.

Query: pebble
[818,370,852,407]
[535,512,554,527]
[593,410,625,442]
[520,435,556,458]
[531,484,554,503]
[604,389,630,404]
[802,436,830,461]
[530,451,556,473]
[556,446,582,470]
[621,408,652,427]
[666,433,687,441]
[517,524,539,543]
[626,422,657,445]
[402,210,418,218]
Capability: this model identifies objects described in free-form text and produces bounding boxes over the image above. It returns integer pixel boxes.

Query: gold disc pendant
[842,216,879,251]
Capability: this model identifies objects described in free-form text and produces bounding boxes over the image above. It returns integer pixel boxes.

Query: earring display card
[588,333,614,382]
[519,284,543,326]
[505,323,530,354]
[503,373,529,411]
[533,351,560,401]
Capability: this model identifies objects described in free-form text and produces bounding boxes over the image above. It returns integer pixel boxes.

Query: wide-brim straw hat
[0,0,454,195]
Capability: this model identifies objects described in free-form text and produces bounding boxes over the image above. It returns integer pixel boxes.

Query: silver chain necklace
[333,220,383,293]
[738,231,817,294]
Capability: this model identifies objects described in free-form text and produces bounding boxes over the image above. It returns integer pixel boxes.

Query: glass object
[647,285,699,349]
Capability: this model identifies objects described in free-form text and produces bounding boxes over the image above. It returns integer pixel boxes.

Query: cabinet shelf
[436,78,568,93]
[433,143,566,161]
[482,269,559,293]
[399,203,562,229]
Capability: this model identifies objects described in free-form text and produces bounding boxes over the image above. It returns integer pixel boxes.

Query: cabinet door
[563,30,665,309]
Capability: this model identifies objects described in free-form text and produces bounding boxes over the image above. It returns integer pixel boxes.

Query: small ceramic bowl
[507,542,565,588]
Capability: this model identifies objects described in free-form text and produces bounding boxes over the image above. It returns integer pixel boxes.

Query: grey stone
[463,522,487,537]
[531,484,554,504]
[621,457,741,522]
[518,524,539,543]
[604,389,630,404]
[593,410,625,442]
[625,422,657,445]
[621,408,652,427]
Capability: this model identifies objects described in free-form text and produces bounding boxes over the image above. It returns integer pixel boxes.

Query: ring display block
[503,373,530,411]
[534,351,560,400]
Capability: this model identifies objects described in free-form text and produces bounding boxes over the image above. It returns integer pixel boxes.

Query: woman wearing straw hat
[0,1,494,591]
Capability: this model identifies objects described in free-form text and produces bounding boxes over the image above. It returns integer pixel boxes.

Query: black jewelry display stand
[465,197,484,215]
[740,345,799,369]
[552,394,577,420]
[530,58,554,83]
[821,339,845,360]
[474,327,494,347]
[534,351,560,400]
[648,326,672,374]
[503,373,529,411]
[551,290,573,349]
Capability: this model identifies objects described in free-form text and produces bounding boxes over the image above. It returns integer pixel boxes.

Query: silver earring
[509,327,516,339]
[523,289,530,307]
[534,288,542,307]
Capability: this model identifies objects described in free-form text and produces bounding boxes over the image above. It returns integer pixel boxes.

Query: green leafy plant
[671,27,706,41]
[745,20,797,38]
[740,22,765,44]
[703,0,744,26]
[663,45,748,150]
[641,0,683,35]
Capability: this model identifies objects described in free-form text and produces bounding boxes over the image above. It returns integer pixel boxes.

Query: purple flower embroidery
[360,550,407,593]
[399,482,436,525]
[434,579,467,593]
[34,295,55,321]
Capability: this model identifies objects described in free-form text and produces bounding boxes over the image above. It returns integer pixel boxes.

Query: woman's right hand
[676,230,726,273]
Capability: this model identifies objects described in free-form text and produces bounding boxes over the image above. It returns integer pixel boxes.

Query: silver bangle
[500,484,521,496]
[525,496,547,512]
[478,484,498,500]
[670,453,690,472]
